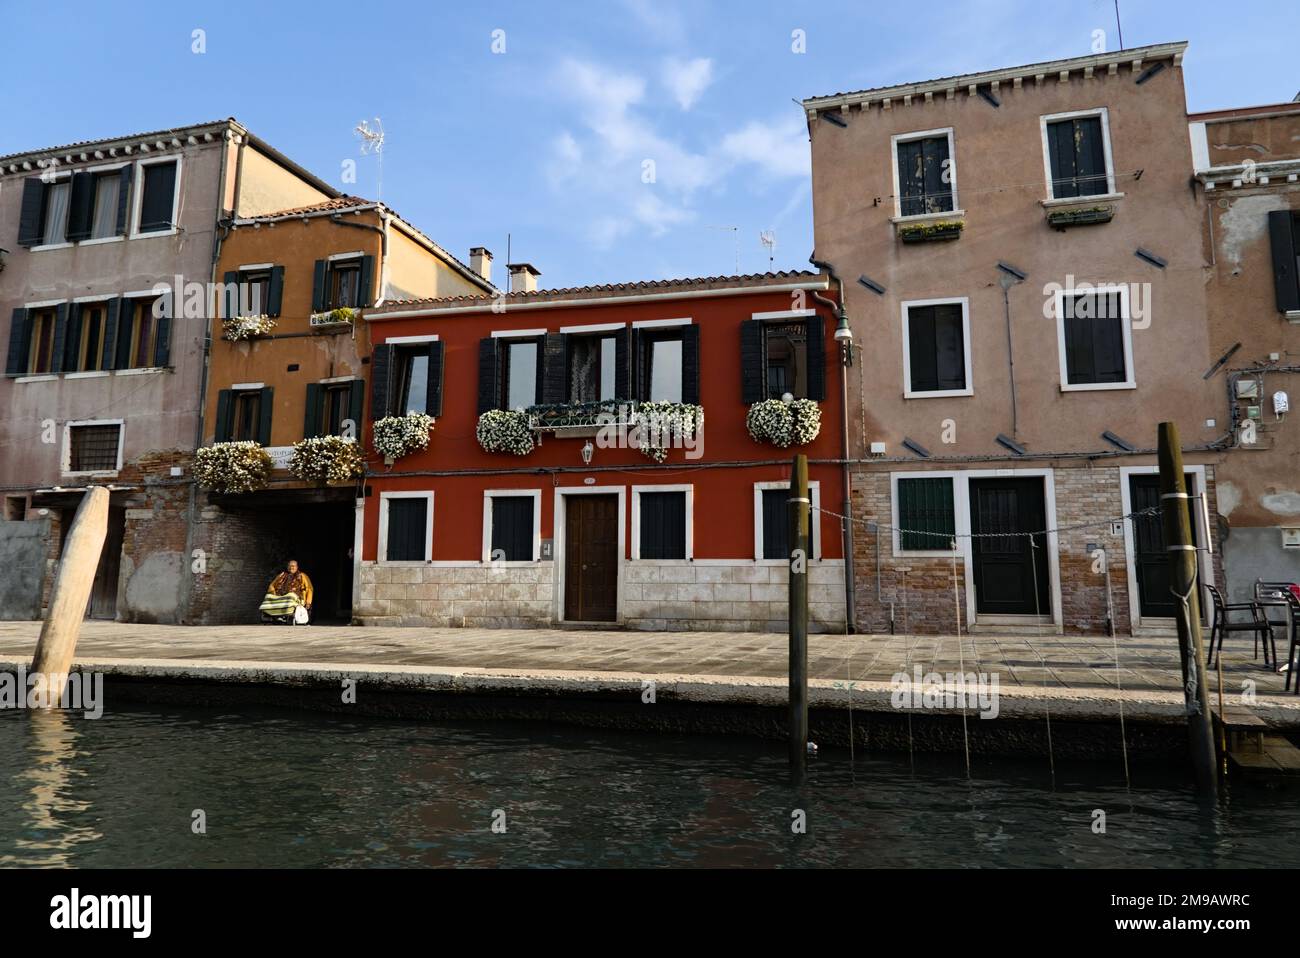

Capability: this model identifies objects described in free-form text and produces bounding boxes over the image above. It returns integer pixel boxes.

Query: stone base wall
[356,563,555,628]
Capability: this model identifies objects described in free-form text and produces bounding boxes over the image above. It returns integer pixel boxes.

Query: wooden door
[969,478,1051,616]
[564,494,618,621]
[1130,473,1198,619]
[87,507,124,619]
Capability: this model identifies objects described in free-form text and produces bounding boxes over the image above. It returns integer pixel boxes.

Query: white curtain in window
[43,181,71,245]
[90,176,120,239]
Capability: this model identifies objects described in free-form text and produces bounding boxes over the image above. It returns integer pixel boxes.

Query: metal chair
[1256,581,1300,691]
[1206,583,1275,669]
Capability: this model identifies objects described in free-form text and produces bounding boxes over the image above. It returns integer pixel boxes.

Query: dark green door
[969,478,1051,616]
[1129,474,1198,619]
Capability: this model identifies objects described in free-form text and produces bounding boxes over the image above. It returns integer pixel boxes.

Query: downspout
[810,257,856,633]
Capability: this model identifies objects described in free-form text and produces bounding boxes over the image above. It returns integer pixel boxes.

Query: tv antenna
[759,230,777,271]
[354,117,385,201]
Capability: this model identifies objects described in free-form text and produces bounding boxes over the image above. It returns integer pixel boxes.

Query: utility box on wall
[1282,528,1300,550]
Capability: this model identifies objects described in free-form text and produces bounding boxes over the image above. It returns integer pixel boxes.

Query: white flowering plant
[476,409,535,455]
[194,441,273,494]
[372,412,435,460]
[221,315,277,341]
[746,398,821,447]
[288,435,365,484]
[629,402,704,463]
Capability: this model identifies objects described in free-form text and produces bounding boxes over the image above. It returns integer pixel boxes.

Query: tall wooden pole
[788,454,810,784]
[1157,422,1218,794]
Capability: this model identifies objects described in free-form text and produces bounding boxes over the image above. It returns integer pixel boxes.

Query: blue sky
[1,0,1295,290]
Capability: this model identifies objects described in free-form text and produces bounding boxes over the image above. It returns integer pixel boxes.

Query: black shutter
[804,315,825,401]
[541,333,566,405]
[897,139,922,216]
[426,341,444,416]
[257,386,274,445]
[740,319,764,403]
[49,303,69,374]
[680,324,701,405]
[66,172,95,242]
[386,497,427,561]
[639,491,686,559]
[114,300,135,369]
[762,488,790,560]
[17,179,45,247]
[153,302,172,368]
[923,136,952,212]
[100,299,120,371]
[934,305,965,390]
[138,161,177,231]
[1047,120,1077,198]
[303,383,323,438]
[222,270,238,319]
[614,327,631,400]
[311,260,327,312]
[267,266,285,317]
[370,344,393,421]
[5,308,31,376]
[358,255,375,307]
[630,328,646,400]
[477,337,499,413]
[114,164,132,236]
[214,389,233,442]
[908,306,938,391]
[491,495,535,561]
[348,379,366,436]
[63,304,84,373]
[1078,116,1107,196]
[1269,211,1300,313]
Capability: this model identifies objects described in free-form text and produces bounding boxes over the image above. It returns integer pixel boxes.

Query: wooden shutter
[804,316,825,401]
[370,344,393,421]
[639,491,686,559]
[358,255,376,307]
[303,383,323,438]
[541,333,567,405]
[898,477,955,550]
[477,337,499,413]
[114,165,132,236]
[17,179,45,247]
[1269,210,1300,313]
[114,300,134,369]
[63,304,84,373]
[908,305,964,392]
[153,304,173,368]
[348,379,366,436]
[138,161,177,230]
[5,308,31,376]
[761,488,790,560]
[267,266,285,317]
[311,260,327,312]
[923,136,952,212]
[222,271,239,319]
[614,327,631,400]
[214,389,234,442]
[426,341,444,416]
[256,386,274,445]
[66,172,95,242]
[490,495,535,561]
[100,299,120,371]
[897,139,923,216]
[740,320,764,403]
[630,328,647,401]
[680,325,701,405]
[49,304,69,374]
[386,497,427,561]
[1046,120,1077,198]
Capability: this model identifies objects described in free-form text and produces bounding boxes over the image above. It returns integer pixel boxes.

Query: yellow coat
[268,571,314,607]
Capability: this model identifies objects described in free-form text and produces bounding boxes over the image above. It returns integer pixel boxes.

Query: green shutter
[257,386,274,445]
[348,379,366,436]
[303,383,323,438]
[214,389,233,442]
[898,477,955,551]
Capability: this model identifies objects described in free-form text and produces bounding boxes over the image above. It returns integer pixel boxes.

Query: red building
[356,270,849,631]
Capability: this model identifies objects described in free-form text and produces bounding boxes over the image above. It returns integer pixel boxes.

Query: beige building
[804,42,1222,636]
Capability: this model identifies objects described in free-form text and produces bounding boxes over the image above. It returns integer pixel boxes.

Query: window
[1042,111,1112,199]
[242,270,271,316]
[312,256,373,313]
[230,390,263,441]
[1056,289,1132,389]
[896,476,956,552]
[67,422,122,474]
[501,338,540,410]
[127,299,158,369]
[638,329,684,402]
[89,171,121,240]
[395,347,431,415]
[486,493,538,562]
[65,302,109,372]
[903,299,970,397]
[136,159,178,233]
[764,322,808,399]
[754,481,820,561]
[329,260,361,309]
[3,496,25,521]
[741,314,823,404]
[381,493,432,563]
[25,307,57,375]
[305,379,363,438]
[894,129,955,217]
[215,386,272,444]
[41,179,71,246]
[321,383,353,436]
[636,489,689,560]
[567,334,617,403]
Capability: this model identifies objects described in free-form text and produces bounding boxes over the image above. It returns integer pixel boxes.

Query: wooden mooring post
[788,454,810,785]
[1156,422,1218,795]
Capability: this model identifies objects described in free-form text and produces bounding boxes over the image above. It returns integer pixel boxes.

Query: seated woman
[259,559,314,623]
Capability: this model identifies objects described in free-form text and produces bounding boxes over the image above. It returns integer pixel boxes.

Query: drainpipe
[996,262,1027,440]
[810,256,856,633]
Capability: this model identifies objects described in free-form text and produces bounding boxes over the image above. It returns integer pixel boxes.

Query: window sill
[129,228,179,240]
[63,470,119,479]
[14,374,58,383]
[79,235,126,247]
[904,387,973,399]
[28,242,74,252]
[890,209,965,226]
[1060,381,1136,392]
[1040,192,1124,209]
[1285,310,1300,324]
[116,366,169,376]
[64,371,111,379]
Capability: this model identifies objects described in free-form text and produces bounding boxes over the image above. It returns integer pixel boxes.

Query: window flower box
[194,441,273,494]
[627,401,703,463]
[1047,205,1115,229]
[222,315,276,342]
[898,219,964,244]
[372,412,435,462]
[527,398,632,437]
[477,409,536,455]
[747,398,821,447]
[309,307,356,328]
[288,435,365,484]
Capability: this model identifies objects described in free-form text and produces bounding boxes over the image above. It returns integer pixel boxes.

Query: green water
[1,704,1296,867]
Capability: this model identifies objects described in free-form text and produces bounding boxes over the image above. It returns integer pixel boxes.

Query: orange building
[190,196,493,623]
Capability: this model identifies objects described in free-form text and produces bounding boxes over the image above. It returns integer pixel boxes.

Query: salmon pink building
[356,270,850,631]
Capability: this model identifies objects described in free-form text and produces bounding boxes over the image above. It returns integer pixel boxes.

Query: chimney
[469,247,493,284]
[508,263,541,294]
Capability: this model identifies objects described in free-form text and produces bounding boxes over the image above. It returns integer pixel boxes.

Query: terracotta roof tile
[256,195,376,218]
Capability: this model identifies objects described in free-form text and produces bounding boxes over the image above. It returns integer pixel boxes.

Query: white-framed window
[891,471,963,556]
[631,484,694,560]
[753,480,821,563]
[891,127,958,218]
[901,297,972,398]
[62,419,124,476]
[378,491,433,564]
[481,489,542,563]
[1039,108,1116,200]
[1053,285,1135,391]
[130,155,182,238]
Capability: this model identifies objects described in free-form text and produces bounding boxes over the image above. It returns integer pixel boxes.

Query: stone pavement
[0,620,1292,700]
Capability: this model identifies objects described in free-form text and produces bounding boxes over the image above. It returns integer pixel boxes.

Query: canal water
[2,704,1298,867]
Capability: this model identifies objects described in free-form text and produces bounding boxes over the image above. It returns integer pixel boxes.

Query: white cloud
[661,57,713,110]
[719,115,811,179]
